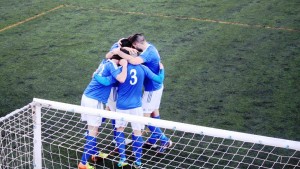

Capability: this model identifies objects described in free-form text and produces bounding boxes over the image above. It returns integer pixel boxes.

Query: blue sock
[147,125,159,144]
[132,135,143,163]
[81,135,98,165]
[160,134,169,146]
[147,116,159,144]
[152,115,160,119]
[148,116,169,144]
[115,132,126,159]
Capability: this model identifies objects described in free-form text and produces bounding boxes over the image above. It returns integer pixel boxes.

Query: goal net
[1,98,299,169]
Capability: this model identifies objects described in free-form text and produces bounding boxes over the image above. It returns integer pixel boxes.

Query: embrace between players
[78,33,172,169]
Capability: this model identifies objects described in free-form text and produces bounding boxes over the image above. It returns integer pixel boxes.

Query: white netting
[1,105,34,169]
[1,99,299,169]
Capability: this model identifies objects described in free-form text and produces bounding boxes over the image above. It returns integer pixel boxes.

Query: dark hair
[111,54,122,60]
[111,48,130,60]
[128,33,145,43]
[120,48,130,55]
[120,39,132,47]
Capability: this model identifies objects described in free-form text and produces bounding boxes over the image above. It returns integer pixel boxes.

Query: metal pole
[33,104,42,169]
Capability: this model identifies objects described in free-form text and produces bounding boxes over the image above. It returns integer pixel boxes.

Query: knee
[144,113,151,117]
[151,109,160,117]
[88,126,99,137]
[117,127,125,132]
[133,130,142,136]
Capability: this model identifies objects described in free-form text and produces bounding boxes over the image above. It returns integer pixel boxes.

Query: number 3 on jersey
[130,69,137,85]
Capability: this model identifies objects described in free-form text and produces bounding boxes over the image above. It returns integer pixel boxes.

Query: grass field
[1,0,299,144]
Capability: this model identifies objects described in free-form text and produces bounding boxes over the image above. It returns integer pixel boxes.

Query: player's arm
[94,66,127,85]
[112,48,144,65]
[105,51,114,59]
[93,71,126,85]
[122,47,138,56]
[94,75,115,86]
[142,62,165,83]
[95,59,128,85]
[106,42,119,59]
[114,59,128,83]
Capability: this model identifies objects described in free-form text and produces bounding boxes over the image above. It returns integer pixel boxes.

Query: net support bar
[33,104,42,169]
[32,98,300,151]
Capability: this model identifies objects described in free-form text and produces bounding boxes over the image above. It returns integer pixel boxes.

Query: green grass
[0,0,299,142]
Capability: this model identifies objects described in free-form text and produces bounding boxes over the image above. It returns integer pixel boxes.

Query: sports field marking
[0,5,64,33]
[66,5,299,33]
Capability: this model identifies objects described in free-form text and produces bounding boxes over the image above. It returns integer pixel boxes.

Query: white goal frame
[1,98,299,169]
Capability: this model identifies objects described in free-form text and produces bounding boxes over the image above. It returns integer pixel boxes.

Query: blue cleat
[117,158,128,167]
[157,140,173,153]
[133,161,142,168]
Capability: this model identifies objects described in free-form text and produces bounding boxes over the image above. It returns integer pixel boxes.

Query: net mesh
[1,103,299,169]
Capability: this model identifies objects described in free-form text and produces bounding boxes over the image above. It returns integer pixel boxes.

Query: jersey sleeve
[94,74,116,86]
[93,62,119,86]
[95,59,106,74]
[107,63,122,79]
[139,48,152,63]
[111,67,122,79]
[110,42,119,51]
[141,65,164,83]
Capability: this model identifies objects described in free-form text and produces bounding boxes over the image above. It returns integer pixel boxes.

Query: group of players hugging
[78,33,172,169]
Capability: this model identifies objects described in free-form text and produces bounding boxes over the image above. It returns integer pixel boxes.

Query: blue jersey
[110,42,119,51]
[84,59,121,103]
[139,43,162,91]
[110,42,119,88]
[117,64,162,110]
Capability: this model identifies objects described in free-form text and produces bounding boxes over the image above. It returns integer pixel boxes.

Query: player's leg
[105,105,117,143]
[130,107,145,168]
[79,125,99,168]
[132,130,143,168]
[142,87,171,150]
[151,108,160,117]
[142,92,159,145]
[107,87,123,145]
[79,95,107,169]
[115,127,128,167]
[150,109,172,153]
[79,95,99,168]
[115,110,129,167]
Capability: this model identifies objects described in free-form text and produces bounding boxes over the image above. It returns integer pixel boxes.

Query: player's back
[116,64,145,110]
[140,44,162,91]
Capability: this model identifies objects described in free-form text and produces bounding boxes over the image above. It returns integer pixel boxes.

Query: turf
[0,0,299,142]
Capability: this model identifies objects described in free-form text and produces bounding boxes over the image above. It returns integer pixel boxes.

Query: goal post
[32,103,42,169]
[1,98,299,169]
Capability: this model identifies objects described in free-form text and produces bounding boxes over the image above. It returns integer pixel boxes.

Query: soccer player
[98,49,165,168]
[111,33,172,152]
[104,39,134,112]
[78,55,128,169]
[105,39,134,146]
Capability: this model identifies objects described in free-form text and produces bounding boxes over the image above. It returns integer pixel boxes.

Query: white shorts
[81,94,104,127]
[106,87,117,112]
[115,107,145,131]
[142,86,164,114]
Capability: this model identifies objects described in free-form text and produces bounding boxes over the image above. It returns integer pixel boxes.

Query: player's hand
[122,47,138,56]
[119,59,128,67]
[159,62,164,69]
[92,69,98,78]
